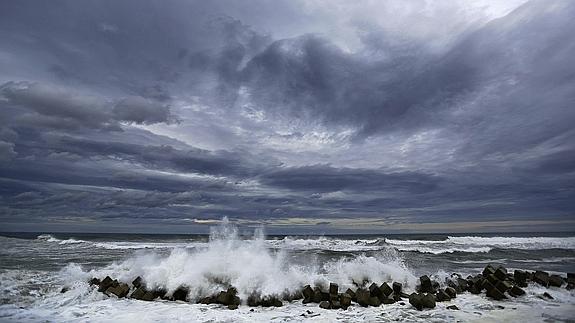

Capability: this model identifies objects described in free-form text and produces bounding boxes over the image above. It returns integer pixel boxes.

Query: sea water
[1,220,574,322]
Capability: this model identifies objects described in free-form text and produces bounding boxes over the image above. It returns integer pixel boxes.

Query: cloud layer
[0,0,574,233]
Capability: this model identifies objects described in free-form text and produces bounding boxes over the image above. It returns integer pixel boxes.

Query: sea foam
[37,234,85,245]
[63,218,416,302]
[385,236,575,254]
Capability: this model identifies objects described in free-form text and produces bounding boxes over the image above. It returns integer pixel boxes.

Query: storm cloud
[0,82,175,130]
[0,0,574,233]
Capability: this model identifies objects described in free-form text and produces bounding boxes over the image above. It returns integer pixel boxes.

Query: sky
[0,0,574,234]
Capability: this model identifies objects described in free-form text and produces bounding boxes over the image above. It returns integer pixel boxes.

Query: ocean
[0,221,574,322]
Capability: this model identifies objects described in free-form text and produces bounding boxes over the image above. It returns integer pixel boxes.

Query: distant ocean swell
[35,233,575,254]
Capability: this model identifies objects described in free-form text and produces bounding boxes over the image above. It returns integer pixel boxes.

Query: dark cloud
[531,149,575,174]
[112,96,173,125]
[0,141,16,162]
[0,81,118,131]
[0,82,174,130]
[259,165,439,194]
[49,136,275,177]
[0,0,574,232]
[228,0,575,140]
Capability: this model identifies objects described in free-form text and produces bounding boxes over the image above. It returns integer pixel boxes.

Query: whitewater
[0,220,574,322]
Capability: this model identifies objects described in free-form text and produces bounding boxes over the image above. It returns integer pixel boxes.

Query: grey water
[1,231,574,274]
[1,230,574,322]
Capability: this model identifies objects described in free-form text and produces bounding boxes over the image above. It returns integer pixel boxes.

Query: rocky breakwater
[85,265,574,312]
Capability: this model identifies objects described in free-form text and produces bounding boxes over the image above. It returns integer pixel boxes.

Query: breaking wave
[385,236,575,254]
[37,234,201,250]
[393,245,493,254]
[91,241,202,250]
[37,234,85,245]
[266,236,384,252]
[62,218,417,301]
[36,233,575,255]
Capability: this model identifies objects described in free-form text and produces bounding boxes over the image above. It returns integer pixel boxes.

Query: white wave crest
[266,236,383,252]
[385,236,575,254]
[446,236,575,249]
[92,241,203,250]
[392,245,492,254]
[66,218,416,301]
[58,238,85,245]
[37,234,86,245]
[36,234,60,243]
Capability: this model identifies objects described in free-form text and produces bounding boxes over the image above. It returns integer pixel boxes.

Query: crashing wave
[36,234,60,243]
[62,217,417,301]
[384,236,575,254]
[37,234,85,245]
[266,236,384,252]
[391,246,492,254]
